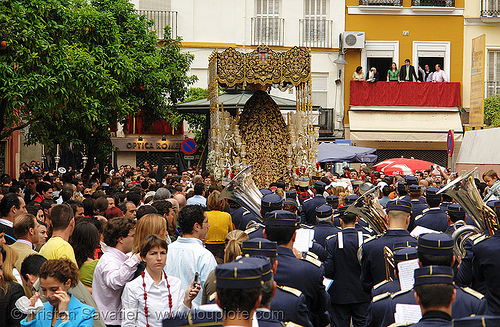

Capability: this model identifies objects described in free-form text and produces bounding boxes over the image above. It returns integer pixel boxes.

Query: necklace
[141,270,173,327]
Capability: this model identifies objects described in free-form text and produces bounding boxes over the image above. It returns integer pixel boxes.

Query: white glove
[15,296,44,315]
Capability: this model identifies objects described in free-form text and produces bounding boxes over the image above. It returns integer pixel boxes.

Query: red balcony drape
[350,81,461,107]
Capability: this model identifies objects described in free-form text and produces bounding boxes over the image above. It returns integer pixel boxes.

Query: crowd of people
[352,59,448,83]
[0,160,500,327]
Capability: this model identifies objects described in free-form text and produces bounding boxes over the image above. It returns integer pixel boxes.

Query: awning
[348,108,463,143]
[456,128,500,165]
[175,89,320,114]
[316,142,377,163]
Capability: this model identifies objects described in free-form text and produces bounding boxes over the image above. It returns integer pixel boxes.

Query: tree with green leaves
[0,0,196,173]
[484,94,500,127]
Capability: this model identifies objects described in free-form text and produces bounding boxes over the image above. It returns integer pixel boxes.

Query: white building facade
[131,0,347,138]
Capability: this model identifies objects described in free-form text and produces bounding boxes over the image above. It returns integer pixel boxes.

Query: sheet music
[410,225,440,237]
[397,259,419,291]
[323,278,333,291]
[394,303,422,324]
[294,229,315,253]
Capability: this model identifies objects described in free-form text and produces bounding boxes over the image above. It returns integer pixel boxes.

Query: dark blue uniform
[456,235,488,294]
[365,292,391,327]
[309,241,328,262]
[325,228,370,327]
[382,285,488,326]
[246,223,265,239]
[473,231,500,315]
[300,195,326,225]
[360,229,416,292]
[255,309,284,327]
[313,222,340,248]
[231,207,258,231]
[411,311,452,327]
[274,246,329,324]
[414,207,449,232]
[410,199,428,231]
[371,279,400,297]
[271,286,313,327]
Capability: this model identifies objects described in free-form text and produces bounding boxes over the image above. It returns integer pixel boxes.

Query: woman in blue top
[21,259,95,327]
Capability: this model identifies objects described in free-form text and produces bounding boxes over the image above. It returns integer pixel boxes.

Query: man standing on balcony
[432,64,448,82]
[399,59,419,82]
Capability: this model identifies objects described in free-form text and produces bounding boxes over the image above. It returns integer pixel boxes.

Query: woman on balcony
[352,66,365,81]
[387,62,399,82]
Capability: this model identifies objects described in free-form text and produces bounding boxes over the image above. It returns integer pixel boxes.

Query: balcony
[349,81,461,107]
[299,19,333,48]
[137,10,178,40]
[481,0,500,17]
[251,17,284,46]
[359,0,401,5]
[411,0,455,6]
[486,81,500,97]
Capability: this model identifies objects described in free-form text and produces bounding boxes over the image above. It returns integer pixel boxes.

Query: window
[253,0,283,46]
[482,0,500,16]
[487,50,500,97]
[300,0,332,48]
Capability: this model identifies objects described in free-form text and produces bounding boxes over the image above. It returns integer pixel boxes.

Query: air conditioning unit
[342,32,365,49]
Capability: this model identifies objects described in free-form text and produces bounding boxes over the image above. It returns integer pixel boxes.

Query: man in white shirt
[93,216,140,327]
[432,64,448,82]
[186,183,207,207]
[165,205,217,308]
[0,193,27,245]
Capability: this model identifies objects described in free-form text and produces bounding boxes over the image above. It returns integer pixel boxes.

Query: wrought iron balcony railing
[481,0,500,16]
[299,19,333,48]
[411,0,455,7]
[251,17,285,46]
[137,10,178,40]
[359,0,401,6]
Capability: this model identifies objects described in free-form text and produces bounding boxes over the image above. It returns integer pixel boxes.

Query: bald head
[174,194,186,209]
[167,198,179,212]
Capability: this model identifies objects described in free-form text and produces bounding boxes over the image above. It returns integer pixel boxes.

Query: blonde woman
[132,214,168,279]
[201,230,249,304]
[0,243,24,326]
[205,191,234,261]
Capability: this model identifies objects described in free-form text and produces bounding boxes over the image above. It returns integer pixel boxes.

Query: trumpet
[437,168,499,256]
[346,185,387,235]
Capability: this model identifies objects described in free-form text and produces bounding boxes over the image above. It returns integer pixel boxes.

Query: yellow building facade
[463,0,500,125]
[343,0,465,167]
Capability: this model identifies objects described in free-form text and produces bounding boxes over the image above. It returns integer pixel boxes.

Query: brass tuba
[437,168,499,256]
[219,165,263,220]
[346,185,387,235]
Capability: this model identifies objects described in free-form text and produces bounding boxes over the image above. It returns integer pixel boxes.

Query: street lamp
[333,52,348,79]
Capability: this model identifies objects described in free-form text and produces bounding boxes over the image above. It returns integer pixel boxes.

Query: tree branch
[0,117,42,141]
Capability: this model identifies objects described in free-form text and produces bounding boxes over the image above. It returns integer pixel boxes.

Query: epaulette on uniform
[208,292,217,302]
[461,287,485,299]
[303,197,312,203]
[391,288,412,299]
[362,226,373,234]
[278,285,303,297]
[326,234,337,241]
[363,235,377,244]
[300,224,314,229]
[244,226,260,235]
[372,292,390,303]
[422,208,430,214]
[242,210,252,216]
[414,214,424,221]
[300,254,322,268]
[305,251,319,260]
[373,279,390,290]
[388,323,412,327]
[284,322,303,327]
[473,235,489,245]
